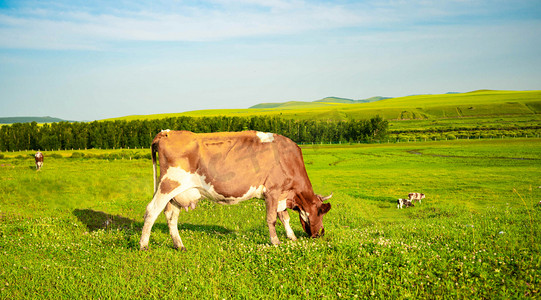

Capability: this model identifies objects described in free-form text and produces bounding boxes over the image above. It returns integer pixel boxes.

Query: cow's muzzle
[312,227,325,238]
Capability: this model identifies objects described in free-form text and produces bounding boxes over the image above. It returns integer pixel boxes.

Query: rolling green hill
[105,90,540,138]
[108,90,540,124]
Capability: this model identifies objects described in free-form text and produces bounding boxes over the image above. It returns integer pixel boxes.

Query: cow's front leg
[164,200,186,251]
[278,210,297,241]
[265,197,280,245]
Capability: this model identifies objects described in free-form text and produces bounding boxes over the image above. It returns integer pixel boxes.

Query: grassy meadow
[1,138,540,298]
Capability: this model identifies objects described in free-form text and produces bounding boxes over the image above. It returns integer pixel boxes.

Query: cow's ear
[318,203,331,215]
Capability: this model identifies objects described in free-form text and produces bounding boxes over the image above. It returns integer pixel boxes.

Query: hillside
[249,96,390,108]
[107,90,540,123]
[0,116,68,124]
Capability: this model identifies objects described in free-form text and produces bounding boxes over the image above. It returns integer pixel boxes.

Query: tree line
[0,115,388,152]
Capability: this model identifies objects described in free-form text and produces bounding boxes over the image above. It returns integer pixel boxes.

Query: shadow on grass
[72,208,233,235]
[73,209,138,232]
[72,209,313,249]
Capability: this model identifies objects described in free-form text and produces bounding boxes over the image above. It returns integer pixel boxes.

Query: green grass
[1,139,540,298]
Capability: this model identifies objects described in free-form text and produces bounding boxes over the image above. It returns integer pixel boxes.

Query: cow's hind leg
[140,182,183,250]
[278,210,297,241]
[140,194,169,250]
[164,200,186,251]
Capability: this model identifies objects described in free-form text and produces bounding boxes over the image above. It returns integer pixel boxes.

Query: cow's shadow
[73,209,139,232]
[72,209,234,249]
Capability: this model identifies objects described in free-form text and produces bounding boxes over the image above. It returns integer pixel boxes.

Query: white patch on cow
[161,167,266,206]
[299,210,310,223]
[277,199,287,212]
[161,129,171,133]
[256,132,274,143]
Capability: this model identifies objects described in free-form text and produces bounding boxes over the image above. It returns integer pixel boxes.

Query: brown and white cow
[397,198,414,209]
[35,151,44,170]
[408,192,425,203]
[140,130,332,250]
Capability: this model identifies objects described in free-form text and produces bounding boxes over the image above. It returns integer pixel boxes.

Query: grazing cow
[408,192,425,203]
[397,198,414,209]
[140,130,332,250]
[35,151,44,170]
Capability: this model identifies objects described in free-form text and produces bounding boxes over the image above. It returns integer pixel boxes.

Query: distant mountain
[312,97,357,104]
[249,96,390,109]
[250,101,320,109]
[0,116,69,124]
[314,96,390,104]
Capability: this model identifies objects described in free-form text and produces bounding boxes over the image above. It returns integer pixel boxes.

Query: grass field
[1,139,540,298]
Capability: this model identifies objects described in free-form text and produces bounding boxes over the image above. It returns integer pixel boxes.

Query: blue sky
[1,0,540,121]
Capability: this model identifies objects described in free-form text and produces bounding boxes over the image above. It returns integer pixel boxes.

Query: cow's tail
[152,140,159,195]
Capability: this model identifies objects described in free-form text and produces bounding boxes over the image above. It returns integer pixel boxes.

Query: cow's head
[299,193,332,238]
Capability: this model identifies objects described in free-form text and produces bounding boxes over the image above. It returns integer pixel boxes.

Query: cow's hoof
[175,246,187,252]
[270,236,281,246]
[140,246,149,251]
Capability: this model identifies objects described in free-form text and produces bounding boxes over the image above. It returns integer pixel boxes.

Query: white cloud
[0,1,372,49]
[1,0,539,50]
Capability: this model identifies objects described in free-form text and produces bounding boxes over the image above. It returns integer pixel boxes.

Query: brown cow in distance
[140,130,332,251]
[35,151,44,171]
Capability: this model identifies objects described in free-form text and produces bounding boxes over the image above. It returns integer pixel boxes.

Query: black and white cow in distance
[397,198,414,209]
[35,151,43,171]
[408,192,425,203]
[140,130,332,251]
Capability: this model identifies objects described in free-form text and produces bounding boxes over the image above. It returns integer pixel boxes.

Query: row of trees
[389,124,541,141]
[0,115,389,152]
[391,129,540,142]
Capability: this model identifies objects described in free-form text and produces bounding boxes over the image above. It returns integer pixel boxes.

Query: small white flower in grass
[499,231,505,234]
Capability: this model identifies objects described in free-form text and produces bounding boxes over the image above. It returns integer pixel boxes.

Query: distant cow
[140,130,332,250]
[35,151,44,170]
[408,192,425,203]
[397,198,414,209]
